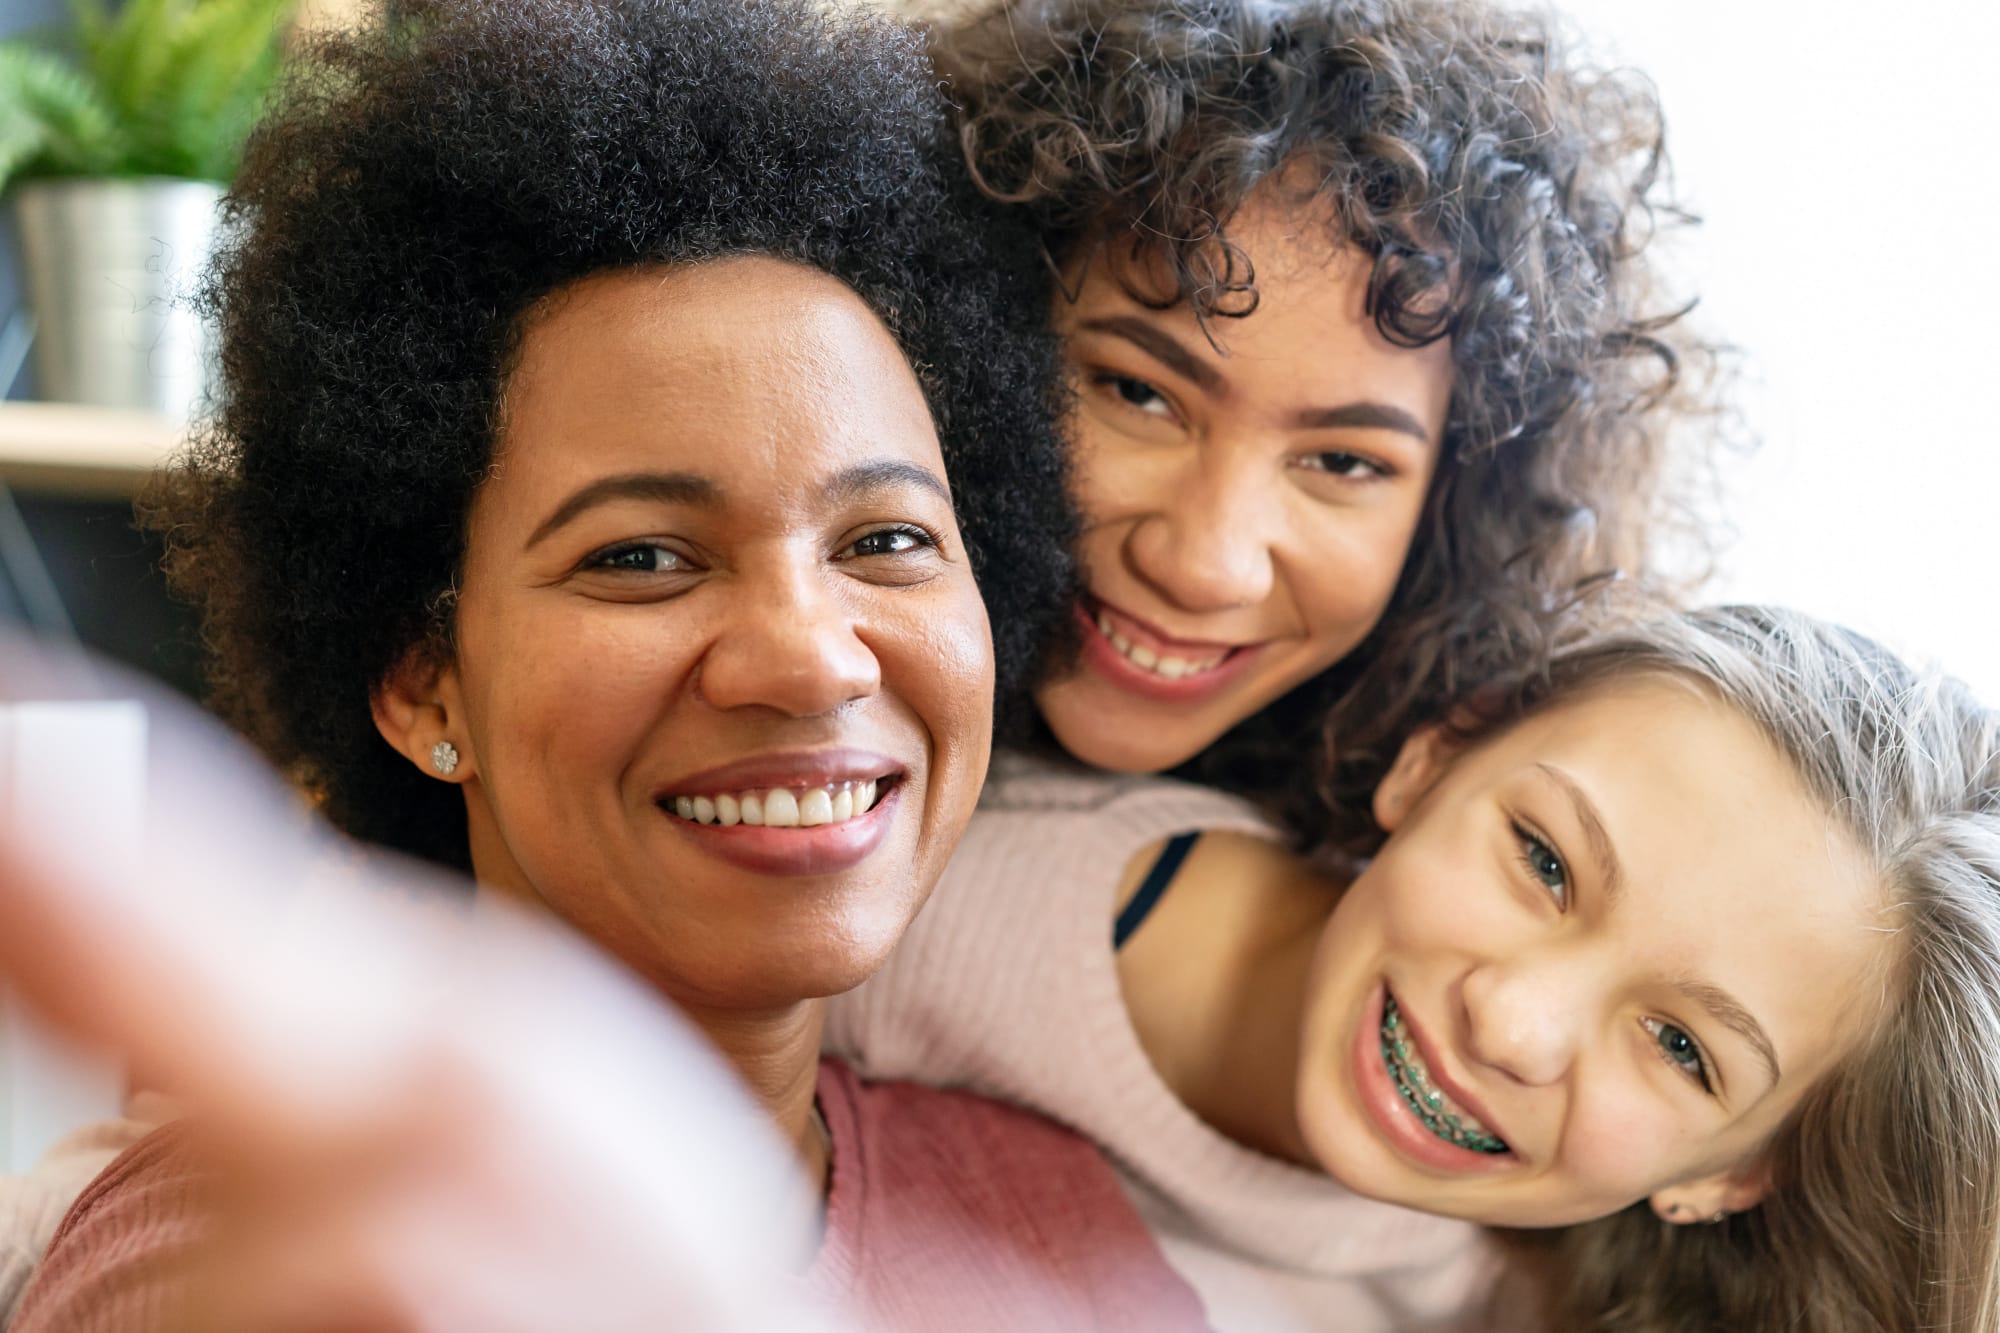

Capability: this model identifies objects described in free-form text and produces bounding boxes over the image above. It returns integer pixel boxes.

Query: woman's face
[1294,680,1891,1228]
[1035,189,1454,773]
[398,259,994,1011]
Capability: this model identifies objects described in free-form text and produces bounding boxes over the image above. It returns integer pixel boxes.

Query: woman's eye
[587,542,690,573]
[1512,823,1568,906]
[1094,373,1175,419]
[1299,451,1386,480]
[843,526,935,559]
[1641,1016,1715,1093]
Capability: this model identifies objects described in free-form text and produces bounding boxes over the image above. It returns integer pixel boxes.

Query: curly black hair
[931,0,1726,851]
[147,0,1078,871]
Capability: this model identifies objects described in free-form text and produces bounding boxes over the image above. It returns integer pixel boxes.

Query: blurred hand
[0,638,843,1333]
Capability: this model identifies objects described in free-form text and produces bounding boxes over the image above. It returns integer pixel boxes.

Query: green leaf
[0,43,124,190]
[4,0,298,186]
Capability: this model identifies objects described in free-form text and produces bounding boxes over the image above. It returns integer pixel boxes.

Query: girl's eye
[1641,1016,1716,1094]
[842,526,936,559]
[1512,822,1568,907]
[1094,373,1175,419]
[587,542,690,573]
[1298,451,1387,480]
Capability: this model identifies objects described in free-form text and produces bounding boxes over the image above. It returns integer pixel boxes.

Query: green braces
[1381,996,1509,1154]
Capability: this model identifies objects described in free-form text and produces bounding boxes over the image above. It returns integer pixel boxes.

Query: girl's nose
[1121,450,1278,614]
[1461,949,1592,1089]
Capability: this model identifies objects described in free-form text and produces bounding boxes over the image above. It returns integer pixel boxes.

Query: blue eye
[1641,1016,1715,1093]
[843,526,935,559]
[588,542,689,573]
[1512,822,1568,905]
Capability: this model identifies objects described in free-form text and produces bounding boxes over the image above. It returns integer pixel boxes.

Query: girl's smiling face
[378,258,994,1013]
[1034,188,1454,773]
[1295,680,1893,1228]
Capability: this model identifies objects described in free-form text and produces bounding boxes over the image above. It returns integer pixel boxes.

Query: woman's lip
[657,749,904,798]
[659,783,901,877]
[1072,602,1268,705]
[1352,981,1518,1175]
[1087,593,1251,655]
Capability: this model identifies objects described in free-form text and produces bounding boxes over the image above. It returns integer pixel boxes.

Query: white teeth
[1091,610,1227,680]
[764,789,801,828]
[666,780,889,829]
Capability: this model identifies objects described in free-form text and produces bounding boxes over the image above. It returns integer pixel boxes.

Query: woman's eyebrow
[1078,315,1431,442]
[824,459,953,508]
[526,472,720,549]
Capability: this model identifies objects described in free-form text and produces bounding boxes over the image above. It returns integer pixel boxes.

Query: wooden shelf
[0,402,187,498]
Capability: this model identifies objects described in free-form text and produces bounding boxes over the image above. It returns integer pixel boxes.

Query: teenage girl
[929,0,1720,847]
[830,604,2000,1331]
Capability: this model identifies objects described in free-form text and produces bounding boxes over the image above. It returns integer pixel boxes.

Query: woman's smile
[655,748,908,876]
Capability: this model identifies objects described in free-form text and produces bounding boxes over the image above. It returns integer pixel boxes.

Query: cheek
[874,578,994,762]
[1285,508,1424,633]
[1556,1081,1704,1208]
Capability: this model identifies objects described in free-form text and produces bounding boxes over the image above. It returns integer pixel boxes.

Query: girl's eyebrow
[1077,314,1432,443]
[1536,762,1783,1091]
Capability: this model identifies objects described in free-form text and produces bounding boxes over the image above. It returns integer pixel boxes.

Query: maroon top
[14,1059,1209,1332]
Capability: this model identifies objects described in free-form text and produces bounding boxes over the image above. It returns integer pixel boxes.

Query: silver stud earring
[430,740,459,776]
[1709,1211,1728,1225]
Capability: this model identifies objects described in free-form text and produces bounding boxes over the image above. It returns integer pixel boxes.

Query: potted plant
[0,0,297,418]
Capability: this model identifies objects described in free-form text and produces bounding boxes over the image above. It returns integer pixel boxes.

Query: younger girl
[934,0,1723,849]
[829,605,2000,1331]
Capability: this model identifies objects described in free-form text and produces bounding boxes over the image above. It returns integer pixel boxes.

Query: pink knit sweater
[826,756,1504,1332]
[12,1059,1208,1332]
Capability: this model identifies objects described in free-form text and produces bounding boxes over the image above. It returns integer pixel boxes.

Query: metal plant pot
[10,177,224,420]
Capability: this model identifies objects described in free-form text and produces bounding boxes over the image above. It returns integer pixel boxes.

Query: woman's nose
[1121,449,1278,614]
[1461,950,1591,1089]
[696,567,880,716]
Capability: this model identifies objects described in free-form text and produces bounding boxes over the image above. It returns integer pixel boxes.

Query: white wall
[1553,0,2000,697]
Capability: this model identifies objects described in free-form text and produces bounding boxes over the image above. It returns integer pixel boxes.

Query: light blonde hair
[1467,605,2000,1331]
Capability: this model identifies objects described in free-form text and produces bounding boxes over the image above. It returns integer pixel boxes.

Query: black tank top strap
[1113,830,1201,951]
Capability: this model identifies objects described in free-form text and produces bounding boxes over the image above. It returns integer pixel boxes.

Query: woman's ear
[1372,724,1460,832]
[371,649,474,783]
[1648,1157,1772,1227]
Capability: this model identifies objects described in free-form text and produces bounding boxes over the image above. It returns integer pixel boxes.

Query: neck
[672,997,831,1195]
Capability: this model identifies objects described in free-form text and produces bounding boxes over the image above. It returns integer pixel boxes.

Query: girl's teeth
[668,781,884,829]
[1091,609,1226,679]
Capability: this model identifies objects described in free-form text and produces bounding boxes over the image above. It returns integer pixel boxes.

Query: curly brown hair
[931,0,1725,850]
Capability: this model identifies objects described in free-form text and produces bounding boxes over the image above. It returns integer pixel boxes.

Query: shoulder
[819,1062,1211,1331]
[11,1121,217,1333]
